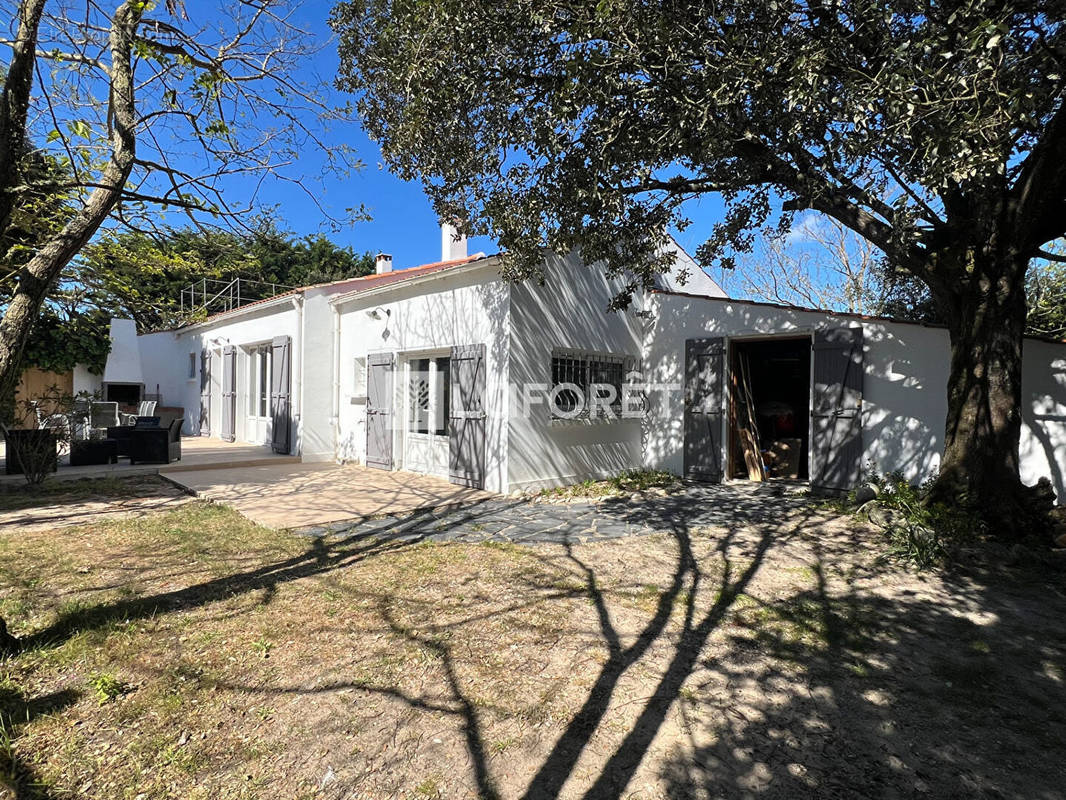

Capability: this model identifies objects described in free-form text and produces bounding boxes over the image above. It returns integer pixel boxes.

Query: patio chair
[129,417,182,465]
[120,400,158,426]
[70,398,91,440]
[89,401,120,432]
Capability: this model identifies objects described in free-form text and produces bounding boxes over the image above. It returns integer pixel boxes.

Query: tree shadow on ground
[6,489,1066,798]
[660,546,1066,798]
[0,684,76,799]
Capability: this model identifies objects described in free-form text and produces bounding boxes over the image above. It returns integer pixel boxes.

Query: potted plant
[3,385,75,484]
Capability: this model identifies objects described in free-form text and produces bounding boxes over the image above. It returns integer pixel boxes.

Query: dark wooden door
[449,344,486,489]
[366,353,395,470]
[683,338,726,482]
[811,327,864,492]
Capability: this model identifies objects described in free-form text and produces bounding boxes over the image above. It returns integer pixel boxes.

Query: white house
[119,224,1066,503]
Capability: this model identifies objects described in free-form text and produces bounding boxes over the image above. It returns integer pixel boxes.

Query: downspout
[331,303,341,461]
[292,295,304,456]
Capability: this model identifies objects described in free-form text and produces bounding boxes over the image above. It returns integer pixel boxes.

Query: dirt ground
[1,486,1064,799]
[0,476,191,533]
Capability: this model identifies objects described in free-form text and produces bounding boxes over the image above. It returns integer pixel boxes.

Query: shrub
[857,471,982,569]
[88,673,128,704]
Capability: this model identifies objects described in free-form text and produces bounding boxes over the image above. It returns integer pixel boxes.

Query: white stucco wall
[334,263,512,494]
[654,237,729,298]
[299,288,338,462]
[643,292,1066,502]
[506,252,648,491]
[138,329,190,414]
[102,318,143,385]
[139,298,302,441]
[1021,339,1066,499]
[72,364,102,397]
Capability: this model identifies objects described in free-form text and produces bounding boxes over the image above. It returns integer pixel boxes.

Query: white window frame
[247,344,272,419]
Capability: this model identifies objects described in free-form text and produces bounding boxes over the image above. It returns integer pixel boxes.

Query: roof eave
[329,255,500,307]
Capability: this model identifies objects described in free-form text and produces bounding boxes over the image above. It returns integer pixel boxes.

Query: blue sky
[238,5,727,274]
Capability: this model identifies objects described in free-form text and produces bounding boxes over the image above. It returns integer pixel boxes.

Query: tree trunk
[0,0,143,417]
[930,250,1034,534]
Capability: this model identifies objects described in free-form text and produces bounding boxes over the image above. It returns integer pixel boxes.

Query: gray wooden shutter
[811,326,864,492]
[366,353,395,470]
[221,345,237,443]
[270,336,292,454]
[449,344,486,489]
[199,349,210,436]
[683,338,726,482]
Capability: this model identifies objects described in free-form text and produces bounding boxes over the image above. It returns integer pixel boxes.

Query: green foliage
[875,251,1066,338]
[87,672,128,705]
[538,469,681,500]
[1026,259,1066,339]
[332,1,1065,304]
[0,152,76,275]
[59,222,376,332]
[858,472,982,570]
[22,308,110,374]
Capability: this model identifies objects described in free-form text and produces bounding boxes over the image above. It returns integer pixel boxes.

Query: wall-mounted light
[366,307,392,320]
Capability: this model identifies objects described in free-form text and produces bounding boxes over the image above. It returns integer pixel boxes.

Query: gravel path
[292,482,813,544]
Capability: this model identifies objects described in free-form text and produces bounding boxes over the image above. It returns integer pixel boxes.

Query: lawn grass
[1,495,1063,799]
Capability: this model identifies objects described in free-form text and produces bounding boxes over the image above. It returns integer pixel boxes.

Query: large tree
[0,0,355,422]
[0,0,355,652]
[332,0,1066,529]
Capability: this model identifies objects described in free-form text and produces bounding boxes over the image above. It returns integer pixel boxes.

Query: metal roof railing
[179,277,296,320]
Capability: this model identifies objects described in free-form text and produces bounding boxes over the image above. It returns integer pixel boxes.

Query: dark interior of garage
[729,337,811,481]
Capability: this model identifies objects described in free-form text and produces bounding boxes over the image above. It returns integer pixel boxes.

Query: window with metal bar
[550,350,630,419]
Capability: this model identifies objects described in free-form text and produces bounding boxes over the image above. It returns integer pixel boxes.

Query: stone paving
[292,481,813,544]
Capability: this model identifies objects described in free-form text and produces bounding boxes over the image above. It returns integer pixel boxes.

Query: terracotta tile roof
[309,254,486,294]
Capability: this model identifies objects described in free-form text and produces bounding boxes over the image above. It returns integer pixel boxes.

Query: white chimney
[375,252,393,274]
[441,222,467,262]
[102,318,144,385]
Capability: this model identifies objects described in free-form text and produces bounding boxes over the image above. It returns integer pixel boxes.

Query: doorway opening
[728,337,811,482]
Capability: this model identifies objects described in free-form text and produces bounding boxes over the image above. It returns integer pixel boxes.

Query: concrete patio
[0,435,298,485]
[161,461,495,529]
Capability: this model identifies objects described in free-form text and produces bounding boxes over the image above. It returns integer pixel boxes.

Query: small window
[258,348,270,417]
[550,352,587,417]
[588,355,624,415]
[248,345,272,417]
[188,352,197,379]
[353,356,367,396]
[550,350,630,419]
[433,356,450,435]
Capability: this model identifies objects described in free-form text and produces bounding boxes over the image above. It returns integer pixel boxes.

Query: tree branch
[1036,247,1066,264]
[1011,95,1066,249]
[0,0,48,230]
